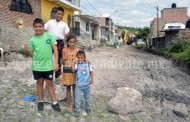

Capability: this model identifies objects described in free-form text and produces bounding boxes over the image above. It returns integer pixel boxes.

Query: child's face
[33,23,44,36]
[56,11,64,21]
[77,55,86,63]
[68,39,76,48]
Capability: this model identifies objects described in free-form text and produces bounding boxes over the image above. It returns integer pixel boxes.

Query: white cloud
[131,10,146,16]
[80,0,190,27]
[121,20,132,23]
[139,18,154,22]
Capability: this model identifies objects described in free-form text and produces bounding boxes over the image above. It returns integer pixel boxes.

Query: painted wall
[0,0,41,27]
[75,17,100,41]
[41,0,74,25]
[80,18,91,34]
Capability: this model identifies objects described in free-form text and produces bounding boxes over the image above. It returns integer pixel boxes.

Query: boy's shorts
[32,70,53,80]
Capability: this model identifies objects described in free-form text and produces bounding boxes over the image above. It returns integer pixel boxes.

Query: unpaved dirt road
[91,46,190,102]
[1,45,190,122]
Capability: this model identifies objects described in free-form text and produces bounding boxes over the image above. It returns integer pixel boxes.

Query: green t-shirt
[29,32,57,71]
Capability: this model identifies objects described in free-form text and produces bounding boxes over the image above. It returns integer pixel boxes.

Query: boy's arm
[90,71,93,84]
[72,62,77,72]
[25,44,33,57]
[52,44,59,72]
[62,48,68,64]
[64,24,70,39]
[25,40,33,57]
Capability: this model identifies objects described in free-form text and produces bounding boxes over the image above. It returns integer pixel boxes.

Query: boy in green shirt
[25,18,61,112]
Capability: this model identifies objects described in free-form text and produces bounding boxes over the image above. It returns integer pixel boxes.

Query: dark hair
[33,18,44,27]
[56,7,64,14]
[77,50,86,58]
[66,34,77,47]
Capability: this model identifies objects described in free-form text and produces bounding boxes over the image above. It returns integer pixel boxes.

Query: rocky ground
[1,45,190,122]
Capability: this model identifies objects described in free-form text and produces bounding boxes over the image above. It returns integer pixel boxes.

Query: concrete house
[74,15,99,47]
[150,3,190,49]
[0,0,80,51]
[41,0,80,26]
[96,14,116,43]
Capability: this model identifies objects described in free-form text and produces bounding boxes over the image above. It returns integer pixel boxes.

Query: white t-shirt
[75,63,93,71]
[45,19,70,40]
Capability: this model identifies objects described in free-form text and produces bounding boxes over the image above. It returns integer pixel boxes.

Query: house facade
[96,15,116,43]
[0,0,80,51]
[41,0,80,26]
[0,0,41,27]
[150,3,190,49]
[74,15,99,47]
[149,18,165,48]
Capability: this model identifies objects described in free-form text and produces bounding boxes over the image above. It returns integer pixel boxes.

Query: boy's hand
[74,58,78,63]
[24,44,30,52]
[63,55,68,61]
[90,79,93,84]
[54,63,59,72]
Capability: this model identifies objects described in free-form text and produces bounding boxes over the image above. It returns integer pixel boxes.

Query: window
[72,16,74,27]
[86,22,89,31]
[67,15,71,27]
[74,21,80,36]
[50,7,57,19]
[168,26,181,29]
[10,0,33,14]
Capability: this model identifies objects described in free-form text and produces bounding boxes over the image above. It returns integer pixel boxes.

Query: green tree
[121,30,125,39]
[135,27,150,39]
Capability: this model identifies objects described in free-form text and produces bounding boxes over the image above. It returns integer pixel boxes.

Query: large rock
[108,86,143,115]
[173,103,188,118]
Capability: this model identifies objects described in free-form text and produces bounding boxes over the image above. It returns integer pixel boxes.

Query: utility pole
[145,3,159,48]
[157,6,159,49]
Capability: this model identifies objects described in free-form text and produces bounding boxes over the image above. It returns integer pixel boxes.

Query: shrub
[136,44,144,49]
[162,40,190,64]
[100,37,108,46]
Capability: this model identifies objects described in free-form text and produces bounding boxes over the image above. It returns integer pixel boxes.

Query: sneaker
[73,111,80,117]
[86,109,92,116]
[37,102,44,111]
[52,103,61,112]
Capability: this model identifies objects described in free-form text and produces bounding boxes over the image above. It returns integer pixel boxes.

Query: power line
[83,0,102,16]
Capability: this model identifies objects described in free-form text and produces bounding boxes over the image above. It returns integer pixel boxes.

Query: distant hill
[118,26,150,39]
[118,26,140,34]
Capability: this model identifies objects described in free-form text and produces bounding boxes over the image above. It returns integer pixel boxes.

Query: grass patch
[160,39,190,64]
[91,96,115,121]
[136,44,145,49]
[128,114,144,122]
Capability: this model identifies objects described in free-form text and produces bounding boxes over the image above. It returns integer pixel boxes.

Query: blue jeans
[75,85,91,113]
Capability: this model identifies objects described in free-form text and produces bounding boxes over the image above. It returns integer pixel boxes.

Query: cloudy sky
[80,0,190,27]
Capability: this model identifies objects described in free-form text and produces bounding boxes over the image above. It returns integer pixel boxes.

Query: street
[1,45,190,121]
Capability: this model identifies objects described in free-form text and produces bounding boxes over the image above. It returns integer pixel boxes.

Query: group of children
[25,15,93,117]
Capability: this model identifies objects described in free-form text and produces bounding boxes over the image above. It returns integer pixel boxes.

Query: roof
[161,23,185,32]
[75,15,99,25]
[161,7,187,12]
[100,25,109,28]
[49,0,80,11]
